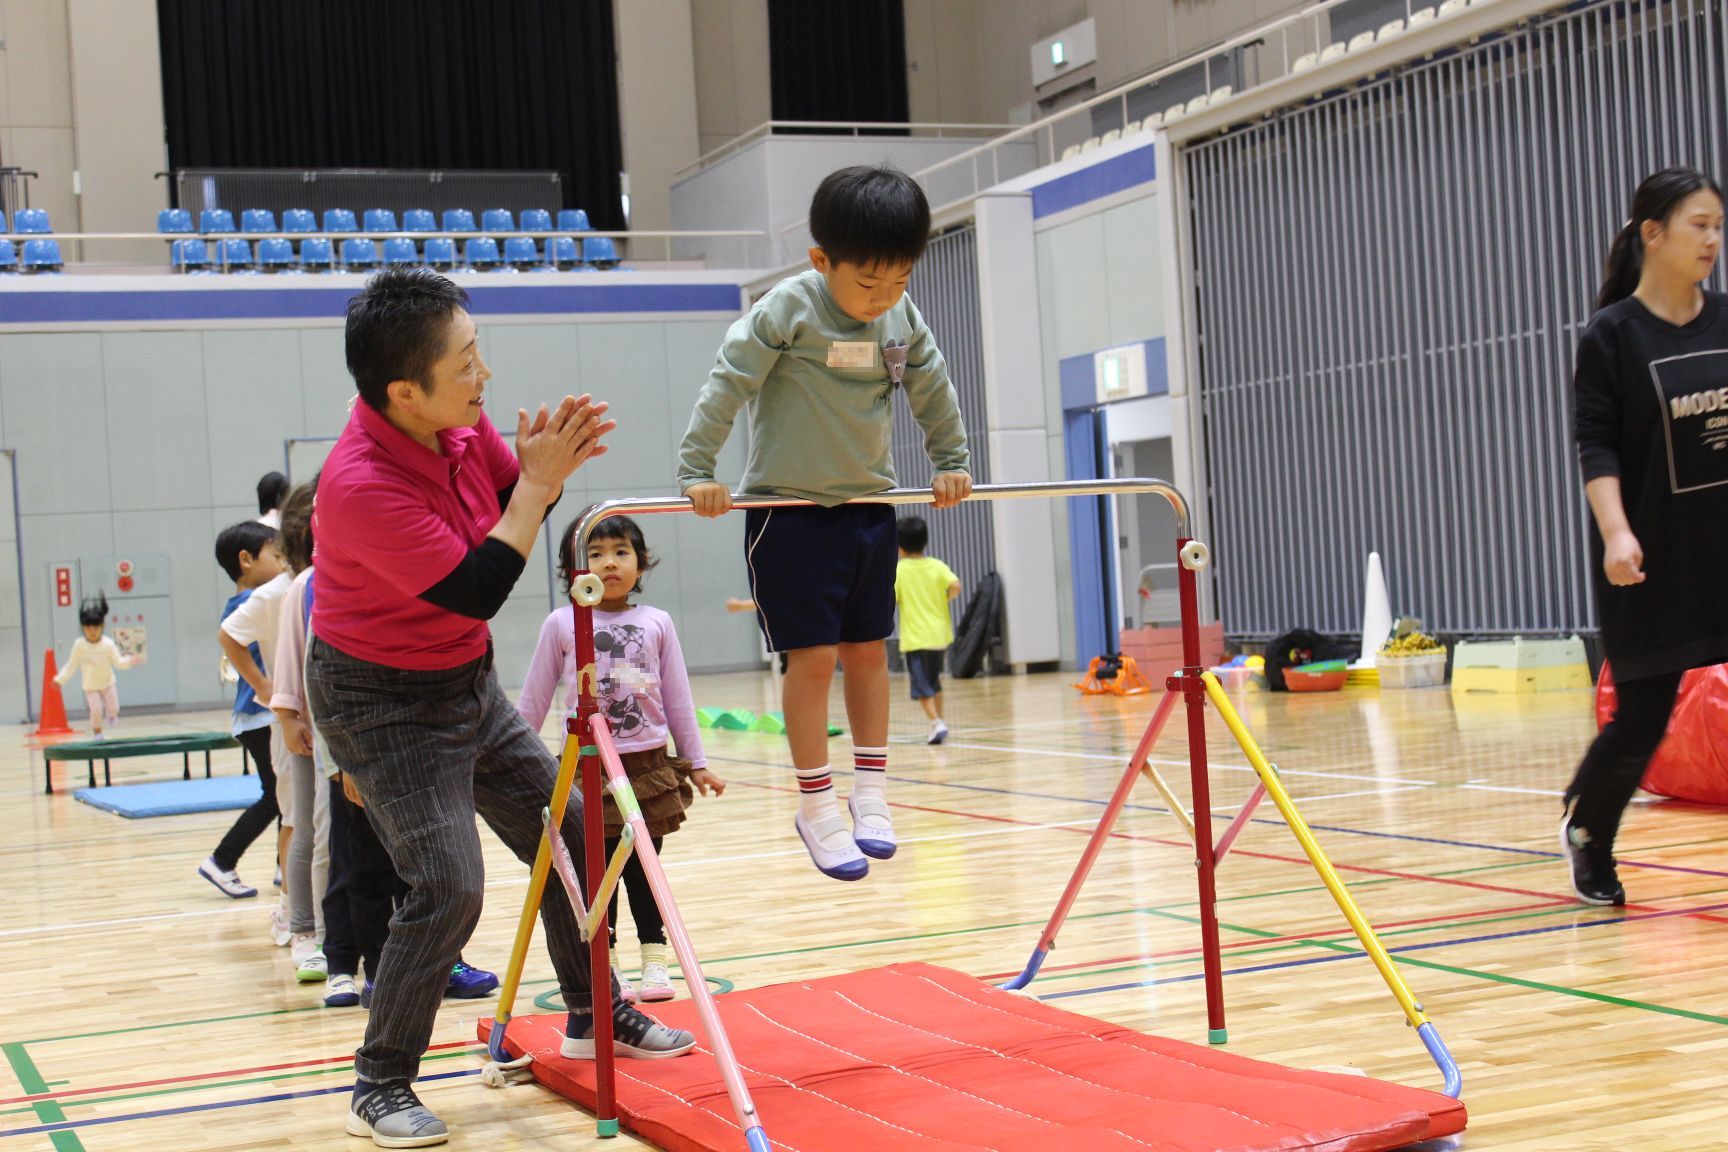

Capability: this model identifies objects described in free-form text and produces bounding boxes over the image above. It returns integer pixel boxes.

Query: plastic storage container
[1378,651,1447,688]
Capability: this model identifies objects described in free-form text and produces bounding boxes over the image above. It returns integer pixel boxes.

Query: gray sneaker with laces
[561,1001,697,1060]
[345,1079,448,1148]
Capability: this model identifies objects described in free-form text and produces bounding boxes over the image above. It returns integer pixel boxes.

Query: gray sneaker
[345,1080,448,1148]
[561,1001,697,1060]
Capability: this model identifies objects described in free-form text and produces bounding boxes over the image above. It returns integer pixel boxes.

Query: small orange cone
[33,650,74,737]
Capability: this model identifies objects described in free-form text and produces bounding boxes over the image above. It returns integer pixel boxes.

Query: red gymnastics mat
[480,962,1465,1152]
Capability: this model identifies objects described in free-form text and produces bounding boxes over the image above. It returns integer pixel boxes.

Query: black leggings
[1564,669,1683,848]
[211,726,278,872]
[604,834,666,947]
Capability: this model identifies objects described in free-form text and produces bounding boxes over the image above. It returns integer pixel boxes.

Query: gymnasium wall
[0,274,764,719]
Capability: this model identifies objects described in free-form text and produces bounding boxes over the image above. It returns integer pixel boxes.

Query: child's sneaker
[291,934,327,982]
[197,856,257,899]
[324,973,361,1008]
[927,720,949,745]
[269,904,293,947]
[609,950,638,1003]
[360,981,374,1010]
[445,960,499,999]
[346,1079,447,1147]
[1561,803,1625,906]
[794,810,869,880]
[847,794,897,861]
[637,943,675,1003]
[561,1001,696,1060]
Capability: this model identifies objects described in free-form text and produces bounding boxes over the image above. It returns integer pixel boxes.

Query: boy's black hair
[344,267,471,412]
[558,515,658,596]
[256,471,289,515]
[809,165,931,269]
[77,593,109,630]
[278,476,318,573]
[897,515,929,554]
[215,521,279,583]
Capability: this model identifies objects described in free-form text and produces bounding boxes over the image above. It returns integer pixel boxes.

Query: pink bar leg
[1213,782,1269,865]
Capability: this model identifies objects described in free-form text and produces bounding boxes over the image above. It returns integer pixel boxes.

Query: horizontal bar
[574,478,1193,549]
[0,229,768,243]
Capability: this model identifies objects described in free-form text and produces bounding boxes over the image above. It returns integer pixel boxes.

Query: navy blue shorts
[744,503,896,652]
[905,649,945,699]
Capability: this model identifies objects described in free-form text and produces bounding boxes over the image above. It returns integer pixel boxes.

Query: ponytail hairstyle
[1596,166,1724,311]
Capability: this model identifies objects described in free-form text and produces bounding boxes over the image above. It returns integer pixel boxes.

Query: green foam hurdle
[696,707,725,728]
[751,711,787,734]
[712,709,756,731]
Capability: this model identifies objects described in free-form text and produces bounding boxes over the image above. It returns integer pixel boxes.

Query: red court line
[0,1039,481,1107]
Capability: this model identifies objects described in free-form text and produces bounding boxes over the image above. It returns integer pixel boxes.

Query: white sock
[795,764,841,826]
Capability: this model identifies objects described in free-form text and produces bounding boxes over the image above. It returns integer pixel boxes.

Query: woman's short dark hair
[278,476,318,573]
[1596,167,1724,311]
[256,471,288,515]
[558,515,658,595]
[809,165,931,269]
[345,268,470,412]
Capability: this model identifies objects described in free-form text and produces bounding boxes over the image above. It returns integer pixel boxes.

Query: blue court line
[708,753,1728,879]
[0,1069,477,1138]
[1038,899,1728,1000]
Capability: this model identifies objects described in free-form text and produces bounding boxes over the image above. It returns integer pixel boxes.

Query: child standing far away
[893,516,961,745]
[677,164,972,882]
[55,594,144,738]
[519,515,724,1001]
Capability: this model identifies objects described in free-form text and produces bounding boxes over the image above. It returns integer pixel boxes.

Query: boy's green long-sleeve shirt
[677,270,970,506]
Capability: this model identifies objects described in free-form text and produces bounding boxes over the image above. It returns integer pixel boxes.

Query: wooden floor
[3,668,1722,1151]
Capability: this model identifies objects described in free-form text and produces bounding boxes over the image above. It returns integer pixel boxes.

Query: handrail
[0,229,767,243]
[674,119,1022,181]
[570,478,1193,549]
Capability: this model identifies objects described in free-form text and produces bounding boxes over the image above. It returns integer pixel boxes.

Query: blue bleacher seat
[464,237,501,271]
[520,208,552,232]
[171,239,210,273]
[403,209,437,232]
[382,237,418,265]
[340,238,378,270]
[21,238,64,272]
[219,238,253,271]
[199,208,235,234]
[14,208,52,234]
[583,236,620,268]
[503,236,542,270]
[549,236,580,270]
[442,209,476,233]
[557,209,591,232]
[282,209,317,234]
[423,237,457,270]
[481,209,514,233]
[257,238,295,271]
[241,209,276,234]
[323,208,357,233]
[363,208,397,233]
[0,241,15,271]
[300,237,334,271]
[157,209,194,234]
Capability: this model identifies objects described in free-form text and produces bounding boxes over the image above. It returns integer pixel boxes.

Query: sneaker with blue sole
[794,810,869,880]
[445,960,499,999]
[848,794,897,860]
[325,973,361,1008]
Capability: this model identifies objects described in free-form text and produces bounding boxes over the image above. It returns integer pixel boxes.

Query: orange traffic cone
[33,650,73,737]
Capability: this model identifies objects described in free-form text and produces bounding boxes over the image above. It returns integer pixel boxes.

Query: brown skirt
[601,744,694,838]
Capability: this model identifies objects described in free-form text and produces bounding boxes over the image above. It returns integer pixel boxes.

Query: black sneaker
[560,1000,697,1060]
[1560,807,1626,906]
[345,1079,447,1148]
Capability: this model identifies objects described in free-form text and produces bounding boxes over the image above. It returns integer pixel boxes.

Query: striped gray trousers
[307,636,607,1083]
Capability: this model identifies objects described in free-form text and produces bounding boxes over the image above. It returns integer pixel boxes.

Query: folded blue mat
[74,775,262,819]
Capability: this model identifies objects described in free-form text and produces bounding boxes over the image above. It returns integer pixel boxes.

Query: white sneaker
[638,944,675,1003]
[269,905,292,947]
[927,720,949,745]
[848,794,897,860]
[291,934,326,982]
[610,952,638,1003]
[324,973,360,1007]
[197,856,258,899]
[795,809,869,880]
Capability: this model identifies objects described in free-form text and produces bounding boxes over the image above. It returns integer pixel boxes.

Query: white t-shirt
[221,571,291,676]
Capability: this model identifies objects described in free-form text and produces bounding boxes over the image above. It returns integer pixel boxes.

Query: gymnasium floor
[3,669,1723,1151]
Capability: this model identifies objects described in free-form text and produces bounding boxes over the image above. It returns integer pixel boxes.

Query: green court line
[21,1004,328,1046]
[2,1043,85,1151]
[0,1045,480,1119]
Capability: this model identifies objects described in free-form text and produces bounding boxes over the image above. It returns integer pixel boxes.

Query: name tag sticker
[827,341,876,369]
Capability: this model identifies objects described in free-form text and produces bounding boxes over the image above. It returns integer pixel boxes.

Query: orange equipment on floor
[1075,652,1154,695]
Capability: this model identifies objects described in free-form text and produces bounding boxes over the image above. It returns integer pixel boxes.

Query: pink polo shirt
[313,399,520,670]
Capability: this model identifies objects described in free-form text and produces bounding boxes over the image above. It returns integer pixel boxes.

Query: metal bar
[1179,546,1227,1044]
[5,452,30,723]
[1212,781,1268,864]
[575,593,618,1131]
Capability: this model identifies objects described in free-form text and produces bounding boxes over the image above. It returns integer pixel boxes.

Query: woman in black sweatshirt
[1564,167,1726,906]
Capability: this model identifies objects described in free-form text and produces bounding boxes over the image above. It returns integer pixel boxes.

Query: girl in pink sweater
[519,515,723,1003]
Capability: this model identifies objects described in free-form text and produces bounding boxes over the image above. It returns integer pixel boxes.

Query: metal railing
[674,120,1023,181]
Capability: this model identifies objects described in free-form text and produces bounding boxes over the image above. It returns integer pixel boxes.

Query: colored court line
[0,1068,477,1139]
[0,1044,83,1152]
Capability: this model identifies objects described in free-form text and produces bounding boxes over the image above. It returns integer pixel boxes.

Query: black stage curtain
[157,0,623,226]
[767,0,909,130]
